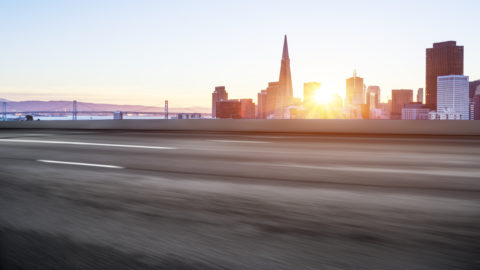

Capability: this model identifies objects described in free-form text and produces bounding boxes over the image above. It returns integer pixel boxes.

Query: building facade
[417,88,424,103]
[257,82,280,119]
[366,85,380,109]
[346,71,364,106]
[437,75,469,120]
[473,94,480,120]
[426,41,464,110]
[240,99,255,119]
[212,86,228,118]
[215,99,241,119]
[402,103,429,120]
[470,80,480,99]
[391,89,413,119]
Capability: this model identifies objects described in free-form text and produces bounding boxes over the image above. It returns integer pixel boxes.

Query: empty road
[1,129,480,269]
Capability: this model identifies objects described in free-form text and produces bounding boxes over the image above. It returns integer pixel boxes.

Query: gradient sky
[1,0,479,107]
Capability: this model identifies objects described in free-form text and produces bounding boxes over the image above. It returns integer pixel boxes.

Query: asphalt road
[1,129,479,269]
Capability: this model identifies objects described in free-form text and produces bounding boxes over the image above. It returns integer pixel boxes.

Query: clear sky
[1,0,479,107]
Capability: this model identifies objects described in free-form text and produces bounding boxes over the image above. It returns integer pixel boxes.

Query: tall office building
[303,82,321,108]
[212,86,228,118]
[437,75,469,120]
[256,36,294,119]
[366,86,380,109]
[391,89,413,119]
[346,71,364,106]
[417,88,424,103]
[426,41,464,109]
[278,35,293,109]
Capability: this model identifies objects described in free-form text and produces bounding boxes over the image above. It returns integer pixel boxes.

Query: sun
[313,90,334,104]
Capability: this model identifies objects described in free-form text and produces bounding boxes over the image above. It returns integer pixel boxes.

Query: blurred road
[1,130,479,269]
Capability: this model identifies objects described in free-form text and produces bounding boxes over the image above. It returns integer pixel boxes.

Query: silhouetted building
[216,99,241,119]
[426,41,464,110]
[346,71,364,106]
[366,86,380,109]
[303,82,321,108]
[256,36,294,119]
[470,80,480,99]
[278,35,293,113]
[417,88,424,103]
[391,89,413,119]
[437,75,469,120]
[212,86,228,118]
[402,103,429,120]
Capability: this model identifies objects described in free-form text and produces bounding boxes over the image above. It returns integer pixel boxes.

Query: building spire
[282,35,289,60]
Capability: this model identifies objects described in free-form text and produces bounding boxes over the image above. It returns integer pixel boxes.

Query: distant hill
[0,100,210,114]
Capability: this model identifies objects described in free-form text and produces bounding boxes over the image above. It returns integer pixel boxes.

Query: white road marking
[20,134,53,136]
[0,139,176,150]
[272,163,480,178]
[37,159,123,169]
[208,140,271,144]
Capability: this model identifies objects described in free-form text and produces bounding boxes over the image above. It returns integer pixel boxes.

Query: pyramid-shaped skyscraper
[278,35,293,107]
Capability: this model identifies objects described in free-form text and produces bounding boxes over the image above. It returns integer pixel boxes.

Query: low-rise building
[401,103,429,120]
[428,109,462,120]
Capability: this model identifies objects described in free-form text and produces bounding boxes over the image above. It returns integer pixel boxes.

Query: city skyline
[1,0,480,107]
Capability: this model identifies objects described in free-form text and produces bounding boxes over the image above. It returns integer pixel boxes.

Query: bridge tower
[73,100,77,120]
[2,102,6,121]
[165,100,168,119]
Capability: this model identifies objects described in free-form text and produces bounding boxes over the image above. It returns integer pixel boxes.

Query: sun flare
[313,90,334,104]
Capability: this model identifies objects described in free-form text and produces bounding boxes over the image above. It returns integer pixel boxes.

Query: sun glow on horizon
[313,89,335,105]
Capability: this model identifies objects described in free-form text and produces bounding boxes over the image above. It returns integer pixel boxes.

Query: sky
[1,0,479,107]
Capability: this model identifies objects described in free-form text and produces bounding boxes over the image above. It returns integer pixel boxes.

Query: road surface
[1,129,479,269]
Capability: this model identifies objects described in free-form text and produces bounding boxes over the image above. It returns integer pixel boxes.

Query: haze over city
[2,1,480,270]
[1,0,480,107]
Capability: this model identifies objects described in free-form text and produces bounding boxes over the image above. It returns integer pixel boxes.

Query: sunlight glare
[314,90,334,104]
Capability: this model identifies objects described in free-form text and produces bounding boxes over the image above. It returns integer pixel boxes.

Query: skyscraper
[277,35,293,116]
[391,89,413,119]
[426,41,464,109]
[212,86,228,118]
[437,75,469,120]
[346,71,364,106]
[256,35,294,119]
[366,86,380,109]
[417,88,424,103]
